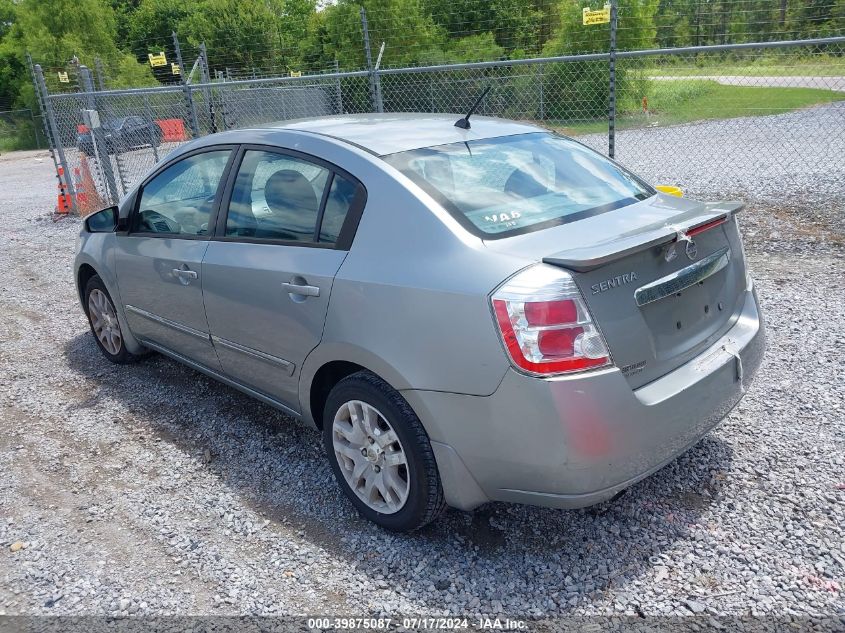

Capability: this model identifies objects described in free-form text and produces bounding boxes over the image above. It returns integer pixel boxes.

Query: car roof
[260,113,543,156]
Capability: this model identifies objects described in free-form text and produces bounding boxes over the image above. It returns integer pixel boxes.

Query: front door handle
[172,268,198,285]
[282,282,320,298]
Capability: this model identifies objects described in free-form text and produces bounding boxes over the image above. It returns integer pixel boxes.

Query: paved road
[651,75,845,91]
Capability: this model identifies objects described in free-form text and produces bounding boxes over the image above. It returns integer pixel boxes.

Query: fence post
[219,86,230,131]
[80,66,121,203]
[539,64,545,121]
[33,63,78,215]
[27,55,59,168]
[143,93,160,162]
[27,108,42,149]
[429,76,434,112]
[334,59,344,115]
[360,8,383,113]
[173,31,200,137]
[608,0,618,159]
[94,58,107,91]
[199,43,217,133]
[374,42,385,113]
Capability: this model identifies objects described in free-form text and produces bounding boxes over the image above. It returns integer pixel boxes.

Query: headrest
[264,169,318,215]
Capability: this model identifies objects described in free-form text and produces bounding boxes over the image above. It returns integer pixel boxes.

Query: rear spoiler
[543,201,744,273]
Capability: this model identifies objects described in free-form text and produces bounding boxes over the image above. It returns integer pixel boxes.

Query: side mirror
[655,185,684,197]
[84,206,119,233]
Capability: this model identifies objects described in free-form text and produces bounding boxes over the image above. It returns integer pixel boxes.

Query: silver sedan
[75,114,765,531]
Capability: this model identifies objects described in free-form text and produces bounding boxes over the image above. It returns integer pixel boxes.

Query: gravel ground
[0,108,843,626]
[582,101,845,240]
[650,76,845,92]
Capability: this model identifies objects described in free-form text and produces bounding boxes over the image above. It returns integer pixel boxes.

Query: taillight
[491,264,612,376]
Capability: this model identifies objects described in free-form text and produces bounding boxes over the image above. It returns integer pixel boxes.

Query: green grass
[0,122,41,151]
[645,54,845,77]
[0,135,30,152]
[550,81,845,136]
[644,82,844,123]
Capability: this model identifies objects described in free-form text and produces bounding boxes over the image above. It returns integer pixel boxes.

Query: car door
[122,116,145,148]
[201,146,366,411]
[115,147,235,369]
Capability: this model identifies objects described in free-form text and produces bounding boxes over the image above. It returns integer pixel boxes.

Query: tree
[108,0,143,44]
[0,0,152,104]
[301,0,446,71]
[423,0,556,57]
[6,0,119,69]
[540,0,659,120]
[0,0,18,107]
[300,2,368,71]
[125,0,196,60]
[182,0,291,72]
[357,0,445,68]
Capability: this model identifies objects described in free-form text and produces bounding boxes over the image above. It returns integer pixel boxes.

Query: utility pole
[94,58,107,91]
[173,31,200,137]
[79,66,120,203]
[199,43,217,133]
[360,8,383,113]
[33,61,77,215]
[608,0,618,159]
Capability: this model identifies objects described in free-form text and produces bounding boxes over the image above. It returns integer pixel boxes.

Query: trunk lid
[484,194,748,388]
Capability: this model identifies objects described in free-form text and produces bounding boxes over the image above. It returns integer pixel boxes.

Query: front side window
[383,132,654,238]
[134,150,231,236]
[226,150,357,245]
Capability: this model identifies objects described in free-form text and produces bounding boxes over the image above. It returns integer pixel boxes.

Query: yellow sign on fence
[57,71,69,83]
[583,4,611,25]
[290,70,302,78]
[148,51,167,67]
[171,63,181,75]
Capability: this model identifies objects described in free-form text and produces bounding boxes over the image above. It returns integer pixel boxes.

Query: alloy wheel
[88,288,123,356]
[331,400,410,514]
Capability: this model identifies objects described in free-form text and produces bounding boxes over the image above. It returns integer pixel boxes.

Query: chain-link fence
[34,36,845,215]
[0,109,46,151]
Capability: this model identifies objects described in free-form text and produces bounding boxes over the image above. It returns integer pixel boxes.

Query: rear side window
[133,150,231,236]
[226,150,329,242]
[225,149,360,246]
[319,174,358,243]
[383,132,654,239]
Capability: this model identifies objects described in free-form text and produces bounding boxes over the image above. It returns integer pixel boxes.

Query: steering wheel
[139,210,182,234]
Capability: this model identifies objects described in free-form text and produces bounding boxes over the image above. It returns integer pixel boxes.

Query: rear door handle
[282,282,320,297]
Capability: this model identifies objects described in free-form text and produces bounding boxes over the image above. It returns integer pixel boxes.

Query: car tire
[323,371,446,532]
[84,275,141,364]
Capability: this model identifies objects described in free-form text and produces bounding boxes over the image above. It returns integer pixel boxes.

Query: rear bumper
[403,284,765,511]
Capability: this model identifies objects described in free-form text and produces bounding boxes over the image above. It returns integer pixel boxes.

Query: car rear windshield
[104,118,126,130]
[382,132,654,239]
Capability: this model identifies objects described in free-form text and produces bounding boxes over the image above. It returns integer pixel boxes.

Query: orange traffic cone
[56,165,71,214]
[73,166,86,209]
[76,155,104,215]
